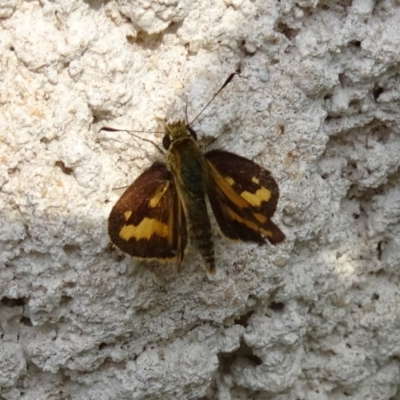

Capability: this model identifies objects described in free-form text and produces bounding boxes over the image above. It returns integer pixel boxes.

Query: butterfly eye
[187,126,198,141]
[163,134,171,150]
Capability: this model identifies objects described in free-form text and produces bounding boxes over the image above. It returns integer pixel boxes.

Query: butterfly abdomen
[185,195,215,274]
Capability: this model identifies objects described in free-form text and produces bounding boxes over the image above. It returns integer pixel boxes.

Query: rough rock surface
[1,1,400,399]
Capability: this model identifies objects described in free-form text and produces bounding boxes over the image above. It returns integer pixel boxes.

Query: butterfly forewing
[205,150,285,244]
[108,163,187,266]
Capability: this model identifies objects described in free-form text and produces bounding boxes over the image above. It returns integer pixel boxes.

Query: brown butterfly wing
[205,150,285,244]
[108,162,187,268]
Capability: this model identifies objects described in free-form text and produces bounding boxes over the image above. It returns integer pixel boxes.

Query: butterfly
[106,74,285,274]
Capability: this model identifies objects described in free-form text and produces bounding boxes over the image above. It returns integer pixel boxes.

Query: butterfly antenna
[99,126,166,155]
[188,72,237,127]
[185,103,189,124]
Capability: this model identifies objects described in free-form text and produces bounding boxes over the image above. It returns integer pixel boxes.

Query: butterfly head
[163,120,198,150]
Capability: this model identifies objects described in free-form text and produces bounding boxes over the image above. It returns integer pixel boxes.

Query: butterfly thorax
[165,122,208,197]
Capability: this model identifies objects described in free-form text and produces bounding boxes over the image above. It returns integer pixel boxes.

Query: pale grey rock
[1,1,400,399]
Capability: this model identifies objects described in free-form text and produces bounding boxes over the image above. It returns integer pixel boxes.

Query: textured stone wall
[1,1,400,399]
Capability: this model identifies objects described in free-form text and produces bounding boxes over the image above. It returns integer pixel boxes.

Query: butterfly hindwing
[205,150,285,244]
[108,162,187,267]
